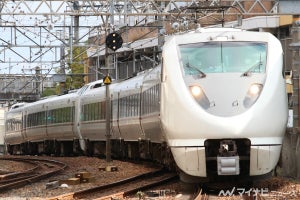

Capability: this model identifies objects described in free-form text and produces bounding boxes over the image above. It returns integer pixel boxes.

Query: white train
[5,28,288,183]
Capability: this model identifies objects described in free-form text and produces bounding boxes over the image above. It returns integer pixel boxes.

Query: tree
[41,87,57,97]
[65,46,88,90]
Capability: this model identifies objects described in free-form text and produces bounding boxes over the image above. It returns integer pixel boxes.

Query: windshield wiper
[241,61,263,77]
[185,62,206,78]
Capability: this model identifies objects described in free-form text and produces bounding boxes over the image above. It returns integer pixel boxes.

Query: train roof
[194,27,243,33]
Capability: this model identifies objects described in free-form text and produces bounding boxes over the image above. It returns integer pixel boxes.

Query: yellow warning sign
[103,75,112,85]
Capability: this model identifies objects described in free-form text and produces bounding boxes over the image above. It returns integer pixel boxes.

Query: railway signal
[105,32,123,51]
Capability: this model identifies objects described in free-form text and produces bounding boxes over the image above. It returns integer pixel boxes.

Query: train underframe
[178,138,273,184]
[5,139,175,169]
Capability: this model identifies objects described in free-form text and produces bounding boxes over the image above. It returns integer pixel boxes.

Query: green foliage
[57,46,87,92]
[41,88,57,97]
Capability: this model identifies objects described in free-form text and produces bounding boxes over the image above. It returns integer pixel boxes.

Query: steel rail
[0,157,67,191]
[47,168,178,200]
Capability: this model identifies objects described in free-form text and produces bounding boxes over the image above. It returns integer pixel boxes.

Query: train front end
[161,28,288,182]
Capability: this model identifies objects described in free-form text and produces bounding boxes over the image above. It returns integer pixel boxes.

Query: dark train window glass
[84,104,88,121]
[179,42,267,75]
[95,102,99,120]
[101,102,106,119]
[91,103,96,120]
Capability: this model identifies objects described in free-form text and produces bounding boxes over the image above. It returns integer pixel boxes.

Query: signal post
[104,32,123,162]
[104,75,112,162]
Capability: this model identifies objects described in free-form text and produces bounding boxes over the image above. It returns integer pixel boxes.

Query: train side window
[34,113,37,126]
[133,94,137,116]
[87,104,91,121]
[66,108,68,122]
[89,103,93,121]
[55,109,59,123]
[72,106,75,122]
[90,104,94,121]
[83,104,87,121]
[95,103,98,120]
[86,104,90,121]
[93,83,102,89]
[136,94,140,116]
[87,104,90,121]
[92,103,95,120]
[37,112,40,126]
[47,111,51,124]
[97,102,101,120]
[84,105,88,121]
[127,96,131,117]
[40,112,44,125]
[27,114,30,127]
[67,107,71,122]
[59,108,63,123]
[119,98,124,118]
[62,108,66,122]
[101,102,106,119]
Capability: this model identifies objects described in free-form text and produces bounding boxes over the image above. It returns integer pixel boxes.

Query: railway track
[0,156,67,191]
[48,168,178,200]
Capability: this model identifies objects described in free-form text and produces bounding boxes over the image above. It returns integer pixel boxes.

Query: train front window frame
[179,41,267,75]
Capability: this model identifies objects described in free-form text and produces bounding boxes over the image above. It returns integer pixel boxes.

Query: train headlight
[243,83,263,108]
[249,84,261,95]
[190,85,202,97]
[189,85,210,109]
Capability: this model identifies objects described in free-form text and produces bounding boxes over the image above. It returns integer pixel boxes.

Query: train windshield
[179,42,267,75]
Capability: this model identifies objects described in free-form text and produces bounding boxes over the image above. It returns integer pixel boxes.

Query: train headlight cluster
[244,83,263,108]
[189,85,210,109]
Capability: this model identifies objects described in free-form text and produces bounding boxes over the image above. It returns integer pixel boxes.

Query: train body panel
[31,94,78,141]
[112,72,147,141]
[5,109,24,145]
[140,66,162,143]
[79,85,108,141]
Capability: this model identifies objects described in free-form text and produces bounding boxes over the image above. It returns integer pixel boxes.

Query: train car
[5,103,26,148]
[5,81,103,155]
[4,27,288,183]
[161,28,288,182]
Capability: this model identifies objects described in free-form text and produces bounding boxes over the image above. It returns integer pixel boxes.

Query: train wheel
[151,143,161,162]
[85,139,94,156]
[61,141,73,156]
[127,142,140,161]
[28,142,38,155]
[20,143,27,155]
[6,144,13,155]
[116,139,125,159]
[43,140,51,155]
[54,140,61,156]
[73,139,83,156]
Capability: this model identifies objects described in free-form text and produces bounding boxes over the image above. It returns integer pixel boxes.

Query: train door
[21,111,27,141]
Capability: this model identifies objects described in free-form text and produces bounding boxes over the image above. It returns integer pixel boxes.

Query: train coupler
[217,140,240,175]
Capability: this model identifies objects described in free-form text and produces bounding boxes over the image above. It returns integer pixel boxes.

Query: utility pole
[104,0,114,163]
